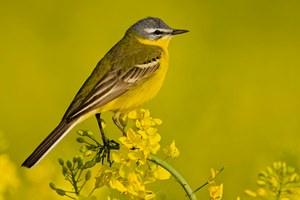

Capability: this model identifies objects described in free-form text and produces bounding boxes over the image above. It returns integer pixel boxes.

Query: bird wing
[64,42,162,122]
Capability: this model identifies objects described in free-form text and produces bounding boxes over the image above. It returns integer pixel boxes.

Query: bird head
[127,17,188,46]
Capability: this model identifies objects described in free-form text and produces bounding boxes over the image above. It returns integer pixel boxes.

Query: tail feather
[22,120,74,168]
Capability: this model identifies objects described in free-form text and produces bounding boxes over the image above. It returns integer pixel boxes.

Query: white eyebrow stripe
[144,28,172,33]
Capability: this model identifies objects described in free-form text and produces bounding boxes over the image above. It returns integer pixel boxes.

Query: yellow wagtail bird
[22,17,188,168]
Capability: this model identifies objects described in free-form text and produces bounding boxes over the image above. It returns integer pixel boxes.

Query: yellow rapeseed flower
[94,109,179,199]
[208,183,223,200]
[163,140,180,158]
[96,109,173,199]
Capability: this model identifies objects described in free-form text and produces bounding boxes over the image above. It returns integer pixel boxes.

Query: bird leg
[95,113,119,165]
[95,113,107,145]
[112,113,127,136]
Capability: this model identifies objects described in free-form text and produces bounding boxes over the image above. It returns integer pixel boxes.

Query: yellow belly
[98,50,169,113]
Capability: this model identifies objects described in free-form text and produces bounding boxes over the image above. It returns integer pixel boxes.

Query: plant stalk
[147,155,197,200]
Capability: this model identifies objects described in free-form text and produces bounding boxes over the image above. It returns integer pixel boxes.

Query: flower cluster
[96,109,176,200]
[244,161,300,199]
[51,108,181,200]
[117,109,163,164]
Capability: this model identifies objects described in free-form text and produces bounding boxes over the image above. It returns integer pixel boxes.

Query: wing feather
[66,51,161,122]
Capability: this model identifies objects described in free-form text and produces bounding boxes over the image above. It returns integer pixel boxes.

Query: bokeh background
[1,0,300,199]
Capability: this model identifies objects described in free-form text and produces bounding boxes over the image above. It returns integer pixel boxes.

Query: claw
[95,113,121,165]
[99,139,119,165]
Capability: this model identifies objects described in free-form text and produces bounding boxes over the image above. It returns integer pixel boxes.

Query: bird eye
[153,30,163,35]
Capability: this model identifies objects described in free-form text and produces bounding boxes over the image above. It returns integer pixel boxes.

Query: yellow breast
[102,51,169,112]
[95,36,172,113]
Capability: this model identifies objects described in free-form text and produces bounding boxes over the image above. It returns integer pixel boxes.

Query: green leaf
[76,137,85,143]
[58,158,64,166]
[73,156,78,163]
[95,156,101,163]
[78,157,83,169]
[83,161,96,169]
[49,182,56,190]
[67,160,72,169]
[62,166,68,176]
[85,170,91,181]
[56,189,66,196]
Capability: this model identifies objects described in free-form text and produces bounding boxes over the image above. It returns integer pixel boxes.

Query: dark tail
[22,120,74,168]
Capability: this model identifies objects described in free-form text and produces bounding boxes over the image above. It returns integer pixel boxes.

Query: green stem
[64,193,77,200]
[147,155,197,200]
[275,174,283,200]
[71,171,79,195]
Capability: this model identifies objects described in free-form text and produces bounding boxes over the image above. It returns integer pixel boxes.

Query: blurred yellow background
[1,0,300,199]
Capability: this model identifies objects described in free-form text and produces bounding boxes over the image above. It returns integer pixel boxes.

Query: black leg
[95,113,120,165]
[95,113,108,145]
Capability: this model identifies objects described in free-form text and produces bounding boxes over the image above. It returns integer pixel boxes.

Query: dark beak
[171,29,189,35]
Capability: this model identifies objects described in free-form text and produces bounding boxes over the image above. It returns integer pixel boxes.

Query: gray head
[127,17,188,41]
